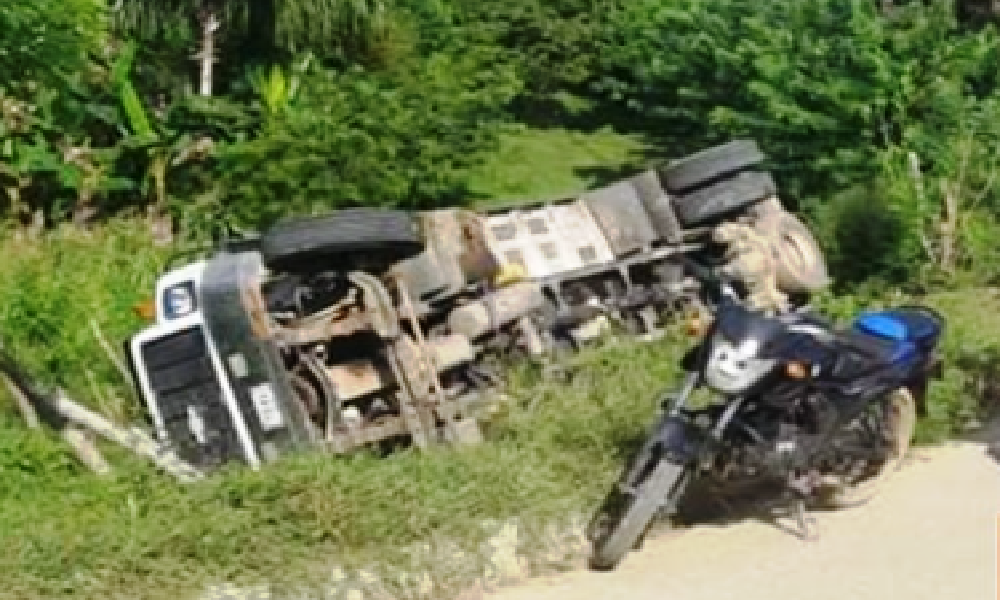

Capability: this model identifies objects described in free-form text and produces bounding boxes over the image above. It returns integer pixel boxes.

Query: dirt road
[489,441,1000,600]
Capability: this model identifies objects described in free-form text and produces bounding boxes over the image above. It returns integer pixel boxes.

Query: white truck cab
[127,251,312,471]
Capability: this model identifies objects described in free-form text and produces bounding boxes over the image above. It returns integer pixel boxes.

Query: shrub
[202,54,520,231]
[598,0,1000,284]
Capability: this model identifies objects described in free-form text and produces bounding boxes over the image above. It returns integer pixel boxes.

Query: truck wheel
[660,140,765,194]
[764,211,830,293]
[674,171,776,227]
[261,208,424,272]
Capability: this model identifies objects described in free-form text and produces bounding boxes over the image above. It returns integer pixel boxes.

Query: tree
[109,0,396,97]
[0,1,110,229]
[0,1,106,93]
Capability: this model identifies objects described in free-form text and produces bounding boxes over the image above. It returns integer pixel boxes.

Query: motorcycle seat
[853,307,944,352]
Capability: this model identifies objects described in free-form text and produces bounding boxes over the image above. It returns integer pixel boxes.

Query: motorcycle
[586,261,945,570]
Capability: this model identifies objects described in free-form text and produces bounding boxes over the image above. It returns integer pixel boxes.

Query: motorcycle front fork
[662,373,820,541]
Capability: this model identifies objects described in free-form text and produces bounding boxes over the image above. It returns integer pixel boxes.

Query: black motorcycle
[587,266,945,570]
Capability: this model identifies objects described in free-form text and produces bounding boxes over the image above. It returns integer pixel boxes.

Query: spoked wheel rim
[587,459,690,571]
[822,387,916,508]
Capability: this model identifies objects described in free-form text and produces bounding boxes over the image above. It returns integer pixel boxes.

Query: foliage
[0,0,106,91]
[0,238,995,599]
[0,224,167,422]
[111,0,404,62]
[0,2,118,225]
[598,0,1000,284]
[443,0,621,104]
[203,52,520,231]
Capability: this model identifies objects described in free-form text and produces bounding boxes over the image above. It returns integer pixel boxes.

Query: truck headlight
[163,282,197,319]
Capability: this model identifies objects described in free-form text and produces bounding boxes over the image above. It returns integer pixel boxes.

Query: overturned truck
[126,140,830,471]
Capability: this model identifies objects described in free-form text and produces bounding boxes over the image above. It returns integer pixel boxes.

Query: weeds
[0,222,997,599]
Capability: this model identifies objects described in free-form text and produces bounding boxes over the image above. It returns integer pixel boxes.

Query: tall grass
[0,309,686,598]
[0,222,168,421]
[0,218,995,599]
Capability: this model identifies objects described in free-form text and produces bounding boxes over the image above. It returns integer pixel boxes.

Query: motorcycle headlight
[163,281,197,320]
[704,336,777,395]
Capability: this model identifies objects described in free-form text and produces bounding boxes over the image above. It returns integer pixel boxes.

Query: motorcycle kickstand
[790,497,819,542]
[781,471,821,542]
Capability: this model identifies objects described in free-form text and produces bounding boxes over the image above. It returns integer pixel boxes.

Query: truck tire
[765,211,830,293]
[660,140,766,194]
[261,208,424,272]
[674,171,776,227]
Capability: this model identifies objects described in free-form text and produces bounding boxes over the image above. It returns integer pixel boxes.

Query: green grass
[465,126,648,209]
[0,330,686,599]
[0,127,996,599]
[0,237,995,599]
[0,223,168,421]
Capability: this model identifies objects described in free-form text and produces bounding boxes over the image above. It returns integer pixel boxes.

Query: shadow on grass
[509,90,724,192]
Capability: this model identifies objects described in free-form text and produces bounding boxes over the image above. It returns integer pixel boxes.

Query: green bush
[202,54,520,231]
[0,223,167,420]
[598,0,1000,284]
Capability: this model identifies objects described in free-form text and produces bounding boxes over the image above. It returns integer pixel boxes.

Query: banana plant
[112,42,215,245]
[249,53,314,118]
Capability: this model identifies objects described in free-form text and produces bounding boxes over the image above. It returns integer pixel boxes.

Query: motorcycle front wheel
[588,458,691,570]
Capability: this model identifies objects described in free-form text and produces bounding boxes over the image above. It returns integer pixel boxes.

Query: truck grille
[139,327,244,468]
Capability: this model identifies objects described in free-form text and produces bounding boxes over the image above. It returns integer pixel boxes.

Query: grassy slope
[0,128,993,599]
[0,127,655,600]
[465,126,647,208]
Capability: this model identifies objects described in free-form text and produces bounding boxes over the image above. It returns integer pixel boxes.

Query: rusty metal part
[349,271,400,339]
[748,196,830,293]
[714,221,790,314]
[388,209,499,301]
[431,333,476,368]
[442,209,499,286]
[290,371,322,417]
[240,275,374,345]
[320,333,474,402]
[396,278,468,440]
[242,270,402,346]
[240,274,273,341]
[448,281,547,340]
[300,350,341,440]
[278,310,372,345]
[323,392,490,454]
[325,414,411,454]
[288,371,324,442]
[324,360,393,401]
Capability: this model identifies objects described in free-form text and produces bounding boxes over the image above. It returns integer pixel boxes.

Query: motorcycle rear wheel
[822,387,917,508]
[588,459,690,571]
